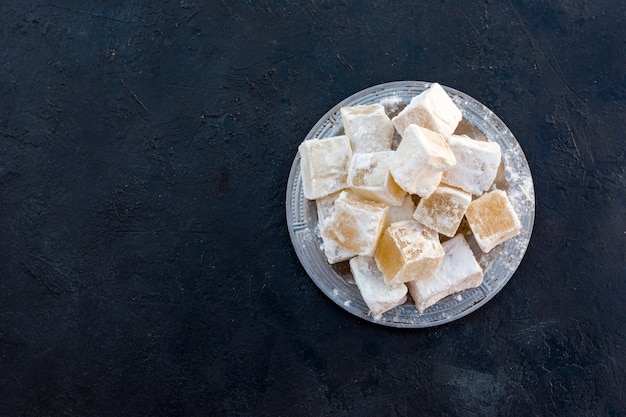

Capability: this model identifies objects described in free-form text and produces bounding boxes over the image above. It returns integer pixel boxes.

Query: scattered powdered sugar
[379,95,402,113]
[501,148,534,219]
[314,225,323,248]
[519,182,533,203]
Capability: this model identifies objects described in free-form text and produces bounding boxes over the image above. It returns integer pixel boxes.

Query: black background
[1,1,625,416]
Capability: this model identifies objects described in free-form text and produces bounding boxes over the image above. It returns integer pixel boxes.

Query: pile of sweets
[299,83,521,318]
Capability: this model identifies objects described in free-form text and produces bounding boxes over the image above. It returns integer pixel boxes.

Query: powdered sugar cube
[413,185,472,238]
[316,193,356,264]
[341,104,394,153]
[390,125,456,198]
[441,134,502,196]
[391,83,462,137]
[347,151,406,206]
[299,135,352,200]
[465,189,521,253]
[374,220,444,285]
[406,234,483,312]
[326,191,389,257]
[349,256,408,318]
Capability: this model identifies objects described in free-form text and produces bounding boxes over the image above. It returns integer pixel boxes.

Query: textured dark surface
[0,1,624,416]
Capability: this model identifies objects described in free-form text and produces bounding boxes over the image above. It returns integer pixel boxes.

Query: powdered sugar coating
[407,234,483,312]
[340,104,394,153]
[349,256,408,319]
[442,134,502,196]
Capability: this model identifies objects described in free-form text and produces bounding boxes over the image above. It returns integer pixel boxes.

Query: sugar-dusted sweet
[316,192,356,264]
[413,185,472,238]
[391,83,462,137]
[464,189,521,253]
[374,220,444,285]
[406,234,483,312]
[389,124,456,198]
[299,135,352,200]
[347,151,406,206]
[349,256,408,318]
[441,134,502,196]
[340,104,394,153]
[388,194,417,224]
[326,191,389,257]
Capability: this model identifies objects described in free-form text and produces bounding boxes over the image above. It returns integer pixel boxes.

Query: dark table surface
[1,1,625,416]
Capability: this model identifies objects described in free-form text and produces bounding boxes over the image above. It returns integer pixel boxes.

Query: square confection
[340,104,394,153]
[299,135,352,200]
[391,83,462,137]
[347,151,406,206]
[441,134,502,196]
[406,234,483,312]
[326,191,389,257]
[349,256,408,318]
[465,189,521,253]
[390,124,456,198]
[374,220,444,285]
[413,185,472,238]
[388,194,417,224]
[316,192,356,264]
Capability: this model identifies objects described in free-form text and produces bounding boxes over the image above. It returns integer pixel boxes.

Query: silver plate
[286,81,535,328]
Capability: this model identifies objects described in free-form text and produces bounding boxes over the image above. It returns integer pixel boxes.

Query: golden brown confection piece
[464,190,521,253]
[374,220,444,285]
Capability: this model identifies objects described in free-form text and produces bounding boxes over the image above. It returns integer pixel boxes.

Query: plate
[286,81,535,328]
